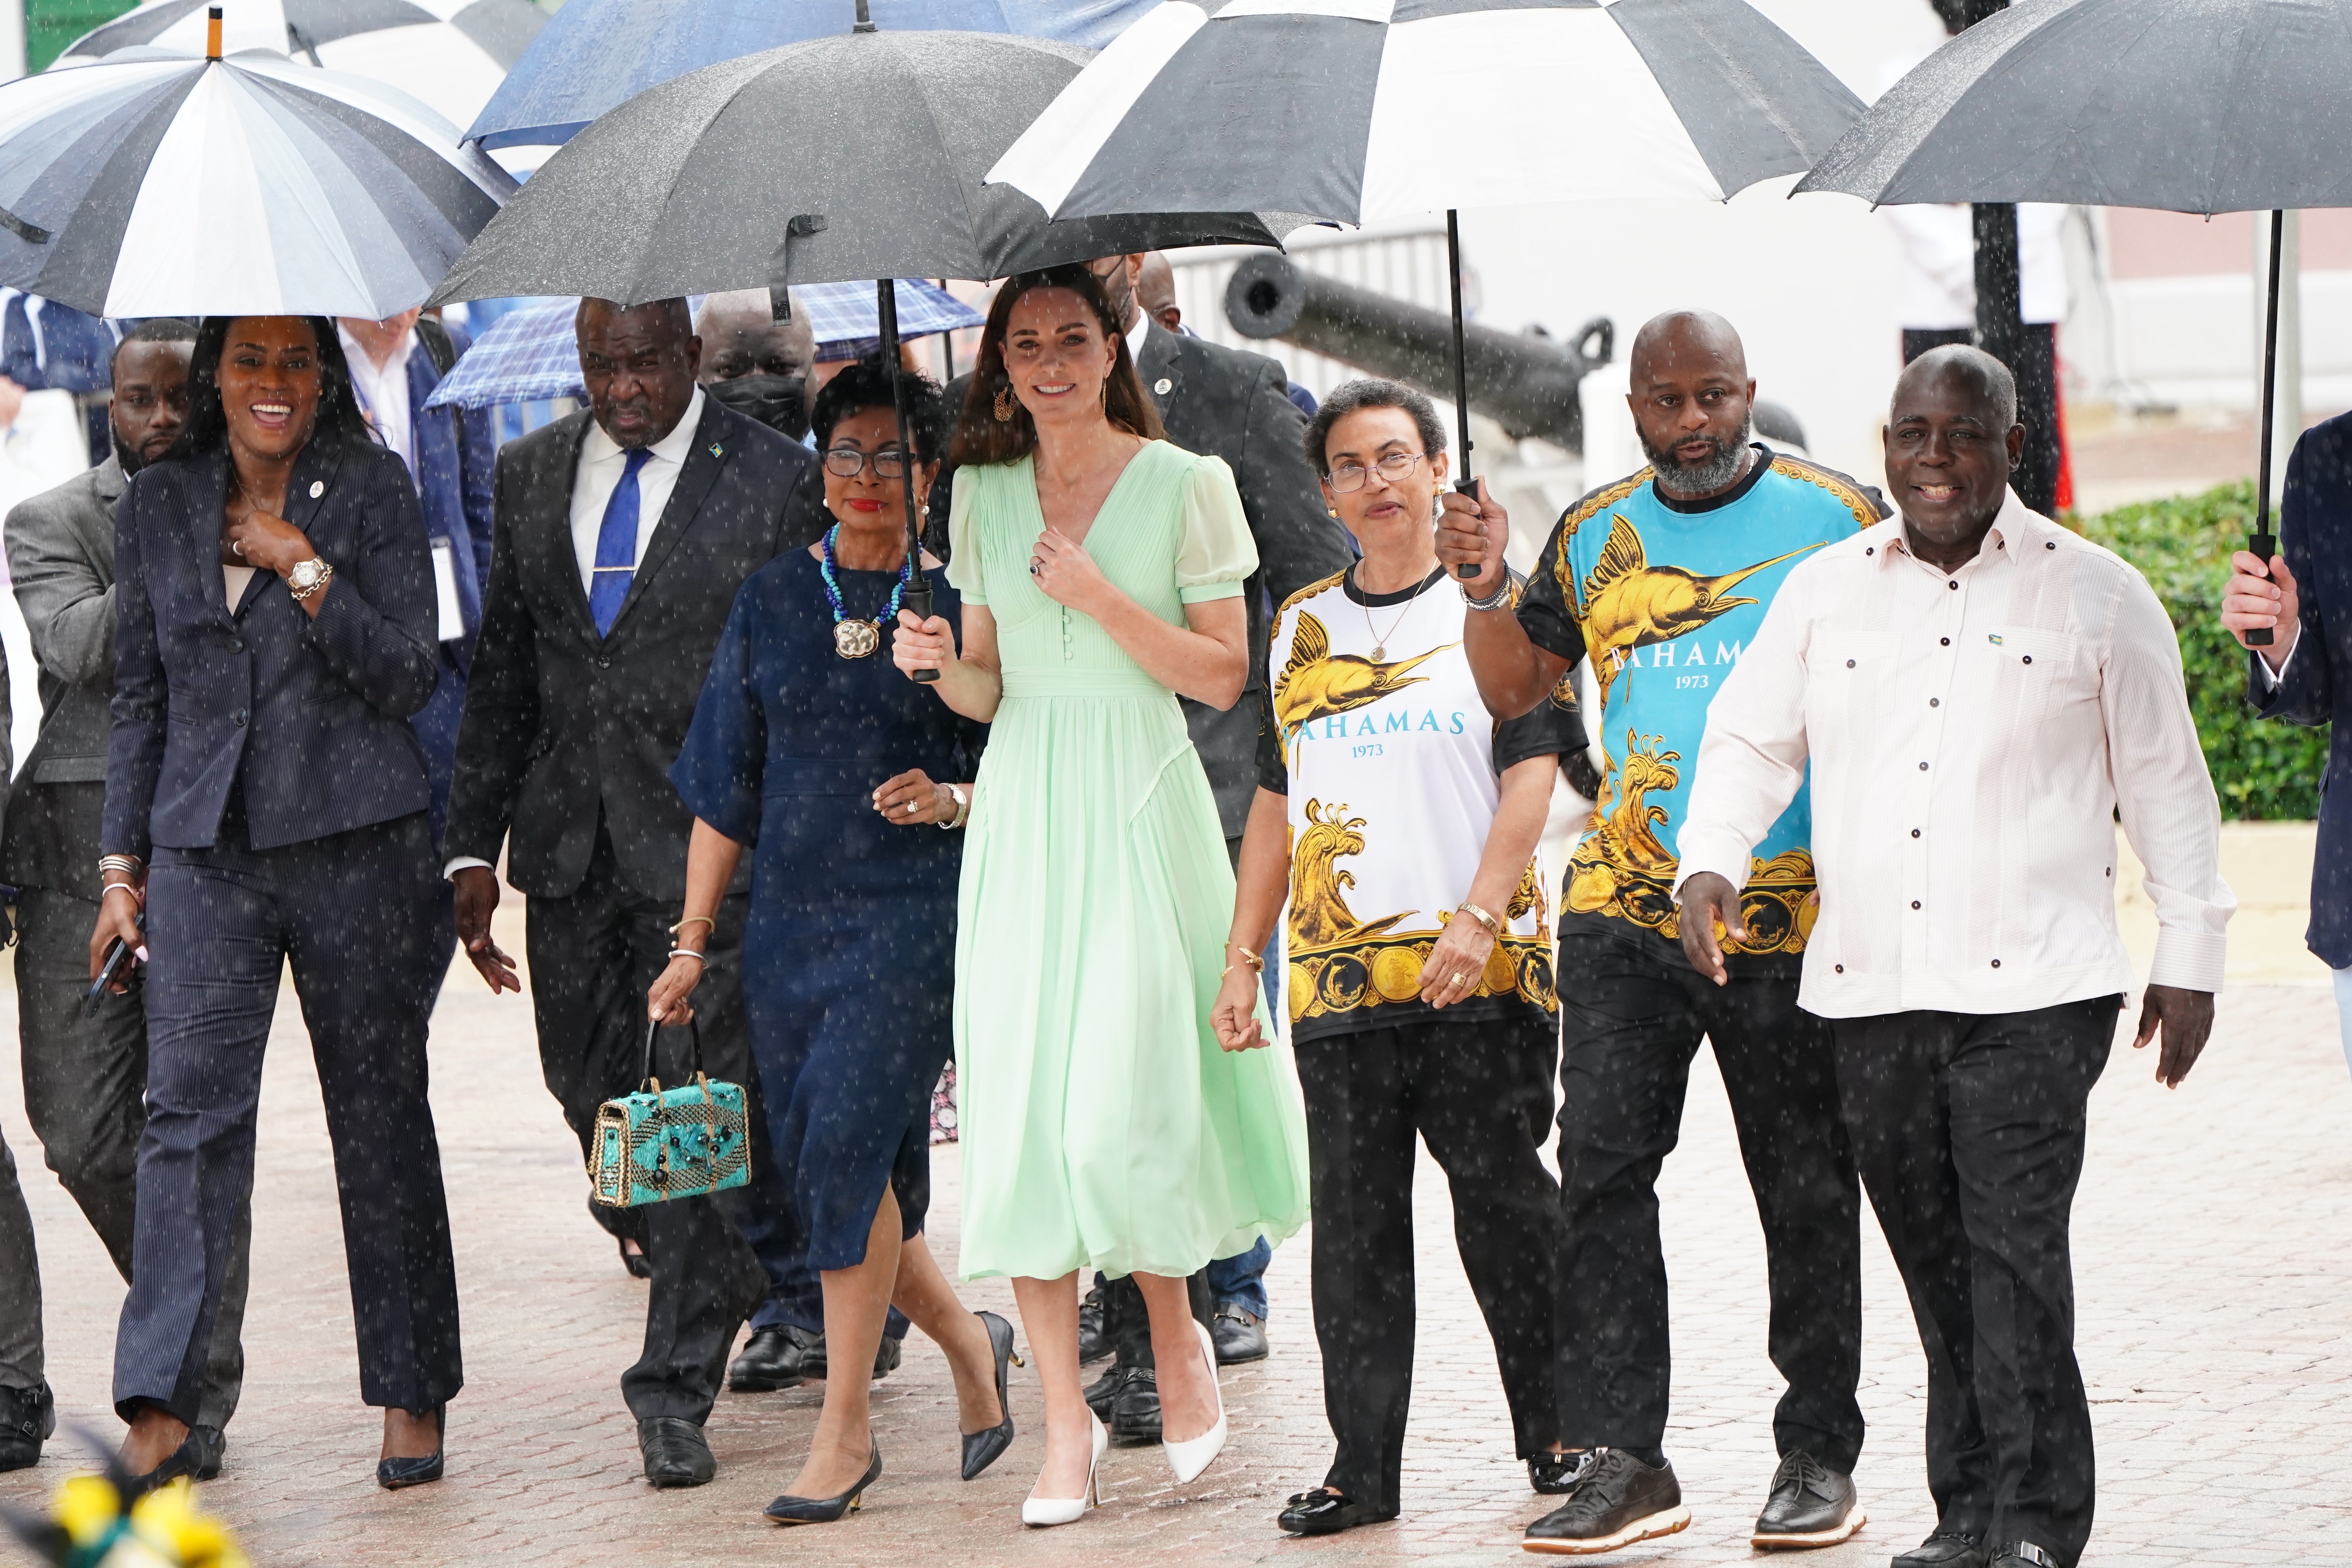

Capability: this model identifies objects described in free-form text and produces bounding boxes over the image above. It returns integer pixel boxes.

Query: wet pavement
[3,892,2348,1566]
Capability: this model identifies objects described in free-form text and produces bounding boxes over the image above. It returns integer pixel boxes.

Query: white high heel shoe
[1163,1319,1228,1485]
[1020,1409,1107,1528]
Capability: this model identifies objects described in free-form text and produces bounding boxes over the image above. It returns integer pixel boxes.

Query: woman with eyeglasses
[893,263,1309,1527]
[1212,378,1585,1537]
[647,358,1013,1527]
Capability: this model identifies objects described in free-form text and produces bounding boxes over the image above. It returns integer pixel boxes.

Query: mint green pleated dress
[946,440,1311,1283]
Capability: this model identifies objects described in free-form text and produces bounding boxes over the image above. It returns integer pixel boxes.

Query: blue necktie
[590,447,652,637]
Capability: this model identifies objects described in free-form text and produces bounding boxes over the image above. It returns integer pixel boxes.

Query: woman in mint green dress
[893,264,1309,1525]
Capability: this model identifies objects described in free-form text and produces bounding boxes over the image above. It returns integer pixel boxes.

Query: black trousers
[1833,997,2118,1568]
[1298,1015,1561,1514]
[524,825,767,1423]
[1553,928,1863,1468]
[116,814,460,1423]
[15,887,250,1426]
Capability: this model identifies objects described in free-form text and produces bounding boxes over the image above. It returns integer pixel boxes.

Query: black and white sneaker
[1750,1449,1864,1549]
[1521,1448,1690,1555]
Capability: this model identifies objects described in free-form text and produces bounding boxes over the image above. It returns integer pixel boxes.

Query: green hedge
[2073,479,2327,820]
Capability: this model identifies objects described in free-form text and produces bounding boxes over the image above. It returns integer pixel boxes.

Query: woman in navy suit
[93,316,460,1491]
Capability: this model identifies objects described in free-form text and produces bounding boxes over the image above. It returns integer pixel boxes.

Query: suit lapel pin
[308,480,324,498]
[1154,378,1172,396]
[709,443,723,458]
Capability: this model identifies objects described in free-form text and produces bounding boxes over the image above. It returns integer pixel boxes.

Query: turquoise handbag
[588,1017,750,1208]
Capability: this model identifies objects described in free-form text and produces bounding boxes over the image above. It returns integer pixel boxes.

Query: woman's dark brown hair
[950,263,1165,466]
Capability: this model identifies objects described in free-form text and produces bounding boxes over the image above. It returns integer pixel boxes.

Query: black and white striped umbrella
[0,41,515,318]
[989,0,1865,228]
[57,0,547,140]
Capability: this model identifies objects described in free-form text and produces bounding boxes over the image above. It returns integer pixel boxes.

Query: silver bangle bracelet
[101,882,141,906]
[667,948,707,965]
[98,855,143,875]
[1459,578,1512,612]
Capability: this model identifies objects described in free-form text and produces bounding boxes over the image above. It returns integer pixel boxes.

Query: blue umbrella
[424,279,984,410]
[466,0,1158,149]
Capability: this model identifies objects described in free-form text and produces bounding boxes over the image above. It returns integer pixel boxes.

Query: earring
[993,386,1014,423]
[1328,508,1340,518]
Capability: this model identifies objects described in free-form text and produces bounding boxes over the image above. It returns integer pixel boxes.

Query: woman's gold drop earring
[993,386,1014,422]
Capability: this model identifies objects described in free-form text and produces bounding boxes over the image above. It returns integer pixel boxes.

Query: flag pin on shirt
[709,443,723,457]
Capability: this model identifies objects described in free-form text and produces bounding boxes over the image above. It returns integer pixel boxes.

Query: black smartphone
[84,911,145,1017]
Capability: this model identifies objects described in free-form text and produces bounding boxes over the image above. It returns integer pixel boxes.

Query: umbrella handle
[2248,208,2285,648]
[878,277,942,682]
[1445,209,1481,582]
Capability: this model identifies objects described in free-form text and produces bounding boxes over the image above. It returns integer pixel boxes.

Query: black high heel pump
[376,1405,446,1490]
[764,1445,882,1525]
[961,1310,1023,1481]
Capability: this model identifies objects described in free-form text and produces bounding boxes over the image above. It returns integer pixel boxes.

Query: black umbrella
[1796,0,2352,643]
[430,0,1292,664]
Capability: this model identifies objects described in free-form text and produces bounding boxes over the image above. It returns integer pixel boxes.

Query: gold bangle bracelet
[1230,943,1265,974]
[669,915,715,935]
[1459,902,1502,939]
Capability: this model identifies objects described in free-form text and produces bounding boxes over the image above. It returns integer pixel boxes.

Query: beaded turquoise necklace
[820,525,913,659]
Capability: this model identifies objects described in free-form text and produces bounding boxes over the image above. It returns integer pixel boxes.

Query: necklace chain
[819,526,913,626]
[1358,562,1436,660]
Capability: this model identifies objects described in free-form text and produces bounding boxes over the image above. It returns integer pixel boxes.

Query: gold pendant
[833,619,881,659]
[1370,644,1385,661]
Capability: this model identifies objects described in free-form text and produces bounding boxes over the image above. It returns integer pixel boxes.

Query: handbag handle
[640,1013,705,1091]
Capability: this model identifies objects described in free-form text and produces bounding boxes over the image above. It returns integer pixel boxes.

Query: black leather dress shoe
[1750,1449,1864,1548]
[1210,1303,1268,1365]
[185,1425,227,1482]
[1108,1366,1161,1445]
[0,1382,54,1473]
[1893,1530,1989,1568]
[1528,1450,1593,1495]
[730,1326,812,1392]
[1522,1449,1690,1555]
[1083,1362,1124,1425]
[638,1417,717,1488]
[1077,1284,1110,1365]
[1989,1543,2064,1568]
[617,1237,652,1279]
[793,1329,903,1381]
[1278,1488,1397,1536]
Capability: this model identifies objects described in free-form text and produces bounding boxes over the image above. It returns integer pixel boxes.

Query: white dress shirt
[337,325,418,477]
[445,389,708,881]
[1672,492,2234,1018]
[568,386,704,595]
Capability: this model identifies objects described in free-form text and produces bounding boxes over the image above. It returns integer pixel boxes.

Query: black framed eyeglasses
[1327,451,1426,493]
[823,446,910,479]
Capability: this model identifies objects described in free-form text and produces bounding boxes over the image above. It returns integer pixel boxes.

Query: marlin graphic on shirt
[1577,513,1823,710]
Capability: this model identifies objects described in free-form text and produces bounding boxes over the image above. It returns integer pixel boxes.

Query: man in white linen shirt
[1672,346,2232,1568]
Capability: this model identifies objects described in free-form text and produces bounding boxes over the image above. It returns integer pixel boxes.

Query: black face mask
[706,372,809,443]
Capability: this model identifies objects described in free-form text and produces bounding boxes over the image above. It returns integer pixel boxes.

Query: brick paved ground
[5,895,2351,1566]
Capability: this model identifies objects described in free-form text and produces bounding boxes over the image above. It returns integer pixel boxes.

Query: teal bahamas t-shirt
[1515,446,1885,960]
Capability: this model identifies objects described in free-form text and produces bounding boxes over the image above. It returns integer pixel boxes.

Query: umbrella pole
[2248,208,2284,647]
[1445,209,1480,582]
[882,278,940,681]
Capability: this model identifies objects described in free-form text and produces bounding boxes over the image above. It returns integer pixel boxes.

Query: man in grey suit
[0,320,245,1478]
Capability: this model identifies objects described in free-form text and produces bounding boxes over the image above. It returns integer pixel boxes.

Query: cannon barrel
[1223,253,1612,452]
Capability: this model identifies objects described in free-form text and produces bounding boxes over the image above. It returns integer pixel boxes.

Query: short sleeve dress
[945,439,1311,1283]
[670,550,986,1271]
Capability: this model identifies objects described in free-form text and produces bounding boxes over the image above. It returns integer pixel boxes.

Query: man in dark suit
[445,297,821,1488]
[1084,249,1353,1424]
[0,320,246,1479]
[2226,412,2352,1060]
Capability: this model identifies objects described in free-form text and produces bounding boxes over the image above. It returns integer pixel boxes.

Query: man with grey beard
[1438,311,1890,1557]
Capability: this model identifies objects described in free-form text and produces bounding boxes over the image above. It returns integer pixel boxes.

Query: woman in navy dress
[647,359,1013,1526]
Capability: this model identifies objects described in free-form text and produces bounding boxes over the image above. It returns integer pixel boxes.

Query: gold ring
[1453,971,1469,986]
[904,801,918,814]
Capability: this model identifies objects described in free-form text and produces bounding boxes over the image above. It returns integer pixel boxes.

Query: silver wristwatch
[288,555,332,600]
